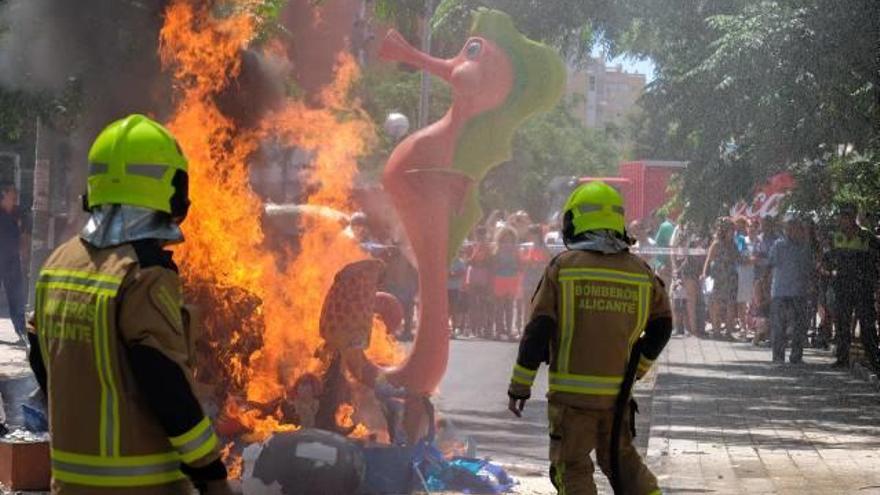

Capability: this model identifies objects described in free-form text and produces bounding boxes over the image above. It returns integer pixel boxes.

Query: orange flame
[336,403,371,440]
[335,403,355,429]
[159,0,401,443]
[221,442,244,480]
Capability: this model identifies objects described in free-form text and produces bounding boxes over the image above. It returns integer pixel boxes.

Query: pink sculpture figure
[376,9,566,399]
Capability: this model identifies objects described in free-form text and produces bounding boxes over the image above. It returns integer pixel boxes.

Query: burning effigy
[158,0,398,458]
[155,1,562,492]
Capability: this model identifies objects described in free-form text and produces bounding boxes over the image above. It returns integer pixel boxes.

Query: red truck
[579,160,687,222]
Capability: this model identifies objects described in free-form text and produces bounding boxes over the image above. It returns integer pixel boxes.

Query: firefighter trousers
[548,402,660,495]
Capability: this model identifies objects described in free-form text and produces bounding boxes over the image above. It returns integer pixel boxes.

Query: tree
[787,150,880,221]
[354,65,453,176]
[620,0,879,224]
[419,0,879,224]
[0,89,40,143]
[431,0,639,62]
[480,101,619,219]
[373,0,431,45]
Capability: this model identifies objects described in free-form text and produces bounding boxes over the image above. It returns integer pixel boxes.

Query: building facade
[566,58,647,129]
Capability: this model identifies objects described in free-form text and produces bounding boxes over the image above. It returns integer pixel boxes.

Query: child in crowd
[672,278,689,335]
[490,227,521,340]
[519,224,550,328]
[735,218,756,333]
[448,248,468,338]
[465,227,492,338]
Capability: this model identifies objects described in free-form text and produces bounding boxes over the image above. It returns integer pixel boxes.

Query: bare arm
[669,230,680,274]
[702,241,718,279]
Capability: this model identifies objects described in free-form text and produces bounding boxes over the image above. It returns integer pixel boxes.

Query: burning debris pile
[157,0,403,455]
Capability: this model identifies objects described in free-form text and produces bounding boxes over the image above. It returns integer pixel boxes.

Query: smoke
[0,0,85,91]
[281,0,361,96]
[0,0,169,101]
[0,0,171,232]
[0,0,357,230]
[216,48,289,128]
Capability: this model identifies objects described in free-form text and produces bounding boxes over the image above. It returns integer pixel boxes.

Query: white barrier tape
[632,246,708,256]
[547,244,708,256]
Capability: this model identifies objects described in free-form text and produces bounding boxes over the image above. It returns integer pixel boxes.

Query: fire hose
[610,340,643,494]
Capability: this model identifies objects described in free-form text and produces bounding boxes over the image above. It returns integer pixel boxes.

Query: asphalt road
[434,338,554,493]
[432,338,656,494]
[436,339,549,461]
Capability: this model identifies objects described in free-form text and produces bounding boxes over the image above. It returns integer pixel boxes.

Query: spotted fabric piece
[319,259,384,350]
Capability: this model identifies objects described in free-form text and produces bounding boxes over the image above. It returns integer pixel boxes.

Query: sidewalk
[647,335,880,494]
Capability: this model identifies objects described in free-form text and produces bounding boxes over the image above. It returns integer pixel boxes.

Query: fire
[366,317,403,366]
[159,0,402,444]
[336,403,371,440]
[335,403,355,429]
[221,442,244,480]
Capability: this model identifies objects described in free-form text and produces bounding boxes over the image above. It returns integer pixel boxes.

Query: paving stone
[647,335,880,494]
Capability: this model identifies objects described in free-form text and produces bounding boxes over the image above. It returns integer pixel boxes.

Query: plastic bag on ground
[416,442,515,494]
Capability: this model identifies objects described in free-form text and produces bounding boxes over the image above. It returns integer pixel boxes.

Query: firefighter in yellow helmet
[507,181,671,495]
[27,115,235,495]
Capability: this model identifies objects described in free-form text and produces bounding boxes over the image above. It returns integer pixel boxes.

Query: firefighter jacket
[508,248,672,409]
[29,237,221,494]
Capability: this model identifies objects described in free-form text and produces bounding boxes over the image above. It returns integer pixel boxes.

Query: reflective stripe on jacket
[550,267,651,398]
[514,249,671,409]
[33,238,218,493]
[826,228,879,287]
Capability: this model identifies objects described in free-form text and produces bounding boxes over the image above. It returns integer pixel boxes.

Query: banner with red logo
[730,172,795,220]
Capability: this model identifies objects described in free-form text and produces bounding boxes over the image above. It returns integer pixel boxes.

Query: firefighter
[507,181,672,495]
[824,203,880,369]
[27,115,234,494]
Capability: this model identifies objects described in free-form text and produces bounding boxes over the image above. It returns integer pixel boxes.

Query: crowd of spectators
[348,202,880,371]
[347,209,554,342]
[665,207,880,370]
[448,211,551,341]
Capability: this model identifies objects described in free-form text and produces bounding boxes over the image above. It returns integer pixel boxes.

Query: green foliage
[480,101,619,219]
[354,66,452,175]
[373,0,431,45]
[789,151,880,218]
[0,79,82,143]
[248,0,291,44]
[0,89,38,142]
[213,0,289,43]
[357,67,452,132]
[831,153,880,212]
[618,0,879,226]
[430,0,625,62]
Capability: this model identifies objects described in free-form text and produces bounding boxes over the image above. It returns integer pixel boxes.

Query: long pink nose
[379,29,454,82]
